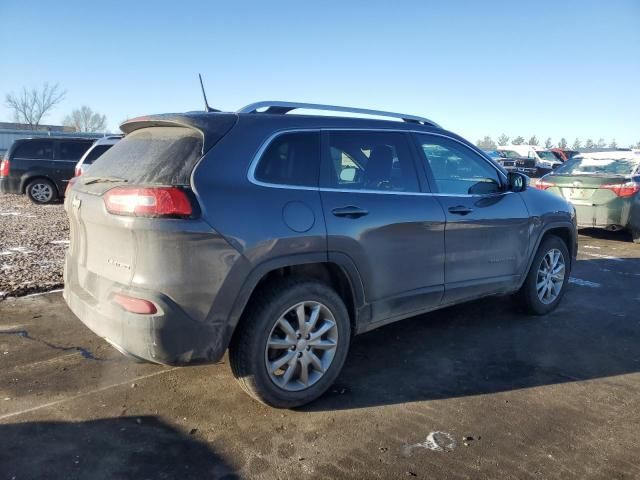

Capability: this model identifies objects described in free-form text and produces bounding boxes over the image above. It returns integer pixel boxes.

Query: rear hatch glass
[83,127,203,186]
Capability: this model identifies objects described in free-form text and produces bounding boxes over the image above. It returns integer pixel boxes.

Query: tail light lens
[535,180,554,190]
[600,182,640,198]
[0,158,9,177]
[104,186,193,218]
[65,176,78,196]
[74,166,82,177]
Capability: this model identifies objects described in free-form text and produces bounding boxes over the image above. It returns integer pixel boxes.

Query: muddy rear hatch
[65,115,237,302]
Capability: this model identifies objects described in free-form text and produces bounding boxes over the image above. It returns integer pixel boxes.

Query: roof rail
[237,101,441,128]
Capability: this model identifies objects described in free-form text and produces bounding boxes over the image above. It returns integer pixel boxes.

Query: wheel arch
[225,254,366,349]
[520,221,576,289]
[21,174,60,196]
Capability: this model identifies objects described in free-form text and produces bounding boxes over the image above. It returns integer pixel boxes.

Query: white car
[74,135,122,176]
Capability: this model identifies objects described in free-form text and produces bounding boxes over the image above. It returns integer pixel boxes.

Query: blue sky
[1,0,639,146]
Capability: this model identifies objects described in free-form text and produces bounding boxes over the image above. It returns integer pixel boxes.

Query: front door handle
[448,205,473,215]
[332,206,369,218]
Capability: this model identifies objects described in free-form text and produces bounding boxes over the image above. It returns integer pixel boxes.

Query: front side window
[415,134,502,195]
[59,141,92,161]
[13,141,53,160]
[324,131,419,192]
[254,132,320,187]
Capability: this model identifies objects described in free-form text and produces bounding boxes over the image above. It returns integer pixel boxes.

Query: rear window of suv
[82,144,113,165]
[85,127,203,185]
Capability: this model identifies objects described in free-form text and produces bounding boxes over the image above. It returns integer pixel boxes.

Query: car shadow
[578,227,633,243]
[303,257,640,411]
[0,416,238,480]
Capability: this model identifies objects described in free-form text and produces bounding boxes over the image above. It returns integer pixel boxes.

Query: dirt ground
[1,229,639,479]
[0,195,68,299]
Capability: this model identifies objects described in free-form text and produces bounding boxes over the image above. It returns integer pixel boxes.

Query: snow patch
[569,277,601,288]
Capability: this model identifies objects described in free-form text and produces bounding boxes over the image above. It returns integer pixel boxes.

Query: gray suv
[64,102,577,408]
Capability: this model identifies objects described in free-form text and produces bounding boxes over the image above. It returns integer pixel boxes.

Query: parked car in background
[74,135,123,176]
[551,148,579,162]
[64,101,577,407]
[0,137,96,204]
[498,145,562,170]
[536,151,640,243]
[491,149,538,176]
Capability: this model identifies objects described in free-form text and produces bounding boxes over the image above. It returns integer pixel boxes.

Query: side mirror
[507,171,528,192]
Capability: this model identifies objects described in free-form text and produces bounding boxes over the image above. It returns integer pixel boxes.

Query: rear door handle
[332,206,369,218]
[448,205,473,215]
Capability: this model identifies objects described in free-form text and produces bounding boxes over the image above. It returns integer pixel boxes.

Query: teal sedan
[536,151,640,243]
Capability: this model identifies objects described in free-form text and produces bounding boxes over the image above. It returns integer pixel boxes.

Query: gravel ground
[0,194,68,300]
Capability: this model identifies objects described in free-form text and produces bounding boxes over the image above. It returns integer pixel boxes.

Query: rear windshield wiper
[82,176,128,185]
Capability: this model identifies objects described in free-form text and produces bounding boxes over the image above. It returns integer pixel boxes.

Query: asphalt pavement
[1,230,639,479]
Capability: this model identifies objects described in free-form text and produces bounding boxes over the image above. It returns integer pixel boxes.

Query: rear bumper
[0,177,21,194]
[63,264,228,365]
[574,202,631,229]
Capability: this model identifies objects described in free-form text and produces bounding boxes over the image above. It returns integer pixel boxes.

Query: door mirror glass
[507,171,527,192]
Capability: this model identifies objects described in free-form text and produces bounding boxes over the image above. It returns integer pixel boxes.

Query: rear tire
[229,278,351,408]
[26,178,57,204]
[516,235,570,315]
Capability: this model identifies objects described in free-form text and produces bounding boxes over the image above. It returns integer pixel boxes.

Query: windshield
[501,150,521,158]
[554,157,640,176]
[537,150,558,161]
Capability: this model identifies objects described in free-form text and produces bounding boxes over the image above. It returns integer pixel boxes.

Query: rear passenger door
[55,141,92,191]
[320,130,446,327]
[413,134,530,304]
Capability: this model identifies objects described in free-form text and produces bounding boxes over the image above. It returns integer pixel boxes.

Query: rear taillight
[65,176,78,196]
[0,158,9,177]
[600,182,640,198]
[535,180,554,190]
[74,166,82,177]
[104,186,193,218]
[112,293,157,315]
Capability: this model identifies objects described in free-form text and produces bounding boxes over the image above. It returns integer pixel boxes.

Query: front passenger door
[413,134,530,304]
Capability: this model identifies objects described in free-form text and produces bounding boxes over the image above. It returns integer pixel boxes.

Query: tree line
[4,83,107,132]
[477,134,640,151]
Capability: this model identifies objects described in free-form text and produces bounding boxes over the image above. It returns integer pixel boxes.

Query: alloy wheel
[264,301,338,391]
[30,183,53,202]
[536,248,566,304]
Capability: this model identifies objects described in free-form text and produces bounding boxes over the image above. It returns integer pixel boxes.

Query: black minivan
[0,137,96,204]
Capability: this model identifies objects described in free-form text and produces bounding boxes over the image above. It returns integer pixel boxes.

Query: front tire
[26,178,57,204]
[229,278,351,408]
[517,235,570,315]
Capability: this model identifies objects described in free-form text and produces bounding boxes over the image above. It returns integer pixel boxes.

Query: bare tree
[527,135,539,146]
[596,138,606,148]
[497,134,510,146]
[62,105,107,132]
[4,83,66,129]
[544,137,553,148]
[476,136,497,150]
[558,138,568,149]
[512,136,525,145]
[609,138,617,148]
[585,138,595,149]
[572,138,582,150]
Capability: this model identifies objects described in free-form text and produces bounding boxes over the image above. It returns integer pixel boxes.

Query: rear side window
[82,144,113,165]
[86,127,203,185]
[12,141,53,160]
[58,141,92,161]
[324,131,419,192]
[254,132,320,187]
